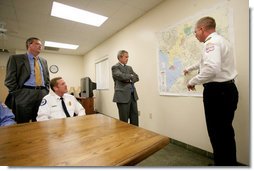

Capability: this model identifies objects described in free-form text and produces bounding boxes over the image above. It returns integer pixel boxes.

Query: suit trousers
[12,88,48,123]
[117,93,139,126]
[203,82,238,166]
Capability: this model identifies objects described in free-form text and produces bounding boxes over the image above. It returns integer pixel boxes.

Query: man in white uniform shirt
[184,17,238,166]
[37,77,85,121]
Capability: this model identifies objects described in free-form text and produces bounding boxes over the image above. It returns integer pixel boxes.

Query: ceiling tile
[0,0,164,55]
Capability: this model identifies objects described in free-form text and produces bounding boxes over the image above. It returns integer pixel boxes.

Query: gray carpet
[136,142,213,166]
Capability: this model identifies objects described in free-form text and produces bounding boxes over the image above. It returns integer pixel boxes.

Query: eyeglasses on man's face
[194,27,202,35]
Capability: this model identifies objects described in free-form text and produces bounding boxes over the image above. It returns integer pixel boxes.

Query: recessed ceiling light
[44,41,79,50]
[51,1,108,27]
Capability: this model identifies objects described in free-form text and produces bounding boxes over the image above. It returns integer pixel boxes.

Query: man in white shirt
[184,16,238,166]
[37,77,85,121]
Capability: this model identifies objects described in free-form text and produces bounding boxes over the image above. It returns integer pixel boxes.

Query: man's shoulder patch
[40,99,47,106]
[205,43,215,53]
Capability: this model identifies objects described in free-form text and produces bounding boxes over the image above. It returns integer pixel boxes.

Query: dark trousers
[117,94,139,126]
[203,82,238,166]
[12,88,48,123]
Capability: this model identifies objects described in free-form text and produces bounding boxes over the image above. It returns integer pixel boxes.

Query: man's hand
[187,84,196,91]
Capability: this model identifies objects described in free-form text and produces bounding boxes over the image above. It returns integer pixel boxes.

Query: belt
[22,85,47,90]
[203,79,235,87]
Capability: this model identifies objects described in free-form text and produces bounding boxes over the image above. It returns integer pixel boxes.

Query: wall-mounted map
[156,3,234,96]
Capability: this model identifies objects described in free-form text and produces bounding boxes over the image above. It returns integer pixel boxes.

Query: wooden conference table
[0,114,169,166]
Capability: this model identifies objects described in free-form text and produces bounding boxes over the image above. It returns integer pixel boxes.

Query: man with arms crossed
[112,50,139,126]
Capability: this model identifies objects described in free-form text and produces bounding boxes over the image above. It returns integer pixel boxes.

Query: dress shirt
[24,52,45,87]
[186,32,238,86]
[37,92,85,121]
[0,103,16,126]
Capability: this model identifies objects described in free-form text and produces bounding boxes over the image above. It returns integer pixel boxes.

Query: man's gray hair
[117,50,128,59]
[196,16,216,30]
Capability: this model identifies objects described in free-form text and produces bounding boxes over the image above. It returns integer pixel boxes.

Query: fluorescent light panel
[51,1,108,27]
[44,41,79,50]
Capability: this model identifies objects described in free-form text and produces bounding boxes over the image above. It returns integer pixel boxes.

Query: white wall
[0,52,15,102]
[0,53,13,66]
[82,0,249,165]
[41,52,84,91]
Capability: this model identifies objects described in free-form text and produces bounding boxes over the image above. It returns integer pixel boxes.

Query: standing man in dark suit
[112,50,139,126]
[5,37,50,123]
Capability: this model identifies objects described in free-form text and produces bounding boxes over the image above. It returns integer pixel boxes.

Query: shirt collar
[51,91,67,100]
[205,32,217,43]
[119,62,125,66]
[27,52,39,60]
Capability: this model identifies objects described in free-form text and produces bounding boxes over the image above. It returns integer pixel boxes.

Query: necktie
[60,97,70,117]
[34,57,42,86]
[130,82,134,93]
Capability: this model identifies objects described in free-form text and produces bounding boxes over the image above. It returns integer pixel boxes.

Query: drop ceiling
[0,0,164,55]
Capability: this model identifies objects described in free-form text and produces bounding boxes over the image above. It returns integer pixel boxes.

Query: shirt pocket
[50,104,64,119]
[65,100,75,116]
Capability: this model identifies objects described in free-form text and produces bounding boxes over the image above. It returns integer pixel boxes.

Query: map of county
[156,3,234,96]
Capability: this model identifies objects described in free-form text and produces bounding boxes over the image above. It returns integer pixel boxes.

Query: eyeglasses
[194,27,202,35]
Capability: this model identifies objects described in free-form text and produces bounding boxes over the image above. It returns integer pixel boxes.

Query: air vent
[44,46,59,51]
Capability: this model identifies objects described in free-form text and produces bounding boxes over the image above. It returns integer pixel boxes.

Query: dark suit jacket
[112,63,139,103]
[4,54,50,107]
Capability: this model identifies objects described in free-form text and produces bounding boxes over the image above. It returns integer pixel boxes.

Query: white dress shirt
[186,32,238,86]
[37,92,85,121]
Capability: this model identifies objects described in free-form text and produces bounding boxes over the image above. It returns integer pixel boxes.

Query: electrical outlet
[149,113,152,119]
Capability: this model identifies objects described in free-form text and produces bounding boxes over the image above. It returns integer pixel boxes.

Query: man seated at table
[37,77,85,121]
[0,102,16,126]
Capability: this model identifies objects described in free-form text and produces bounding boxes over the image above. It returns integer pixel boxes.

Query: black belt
[203,79,234,87]
[22,85,47,90]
